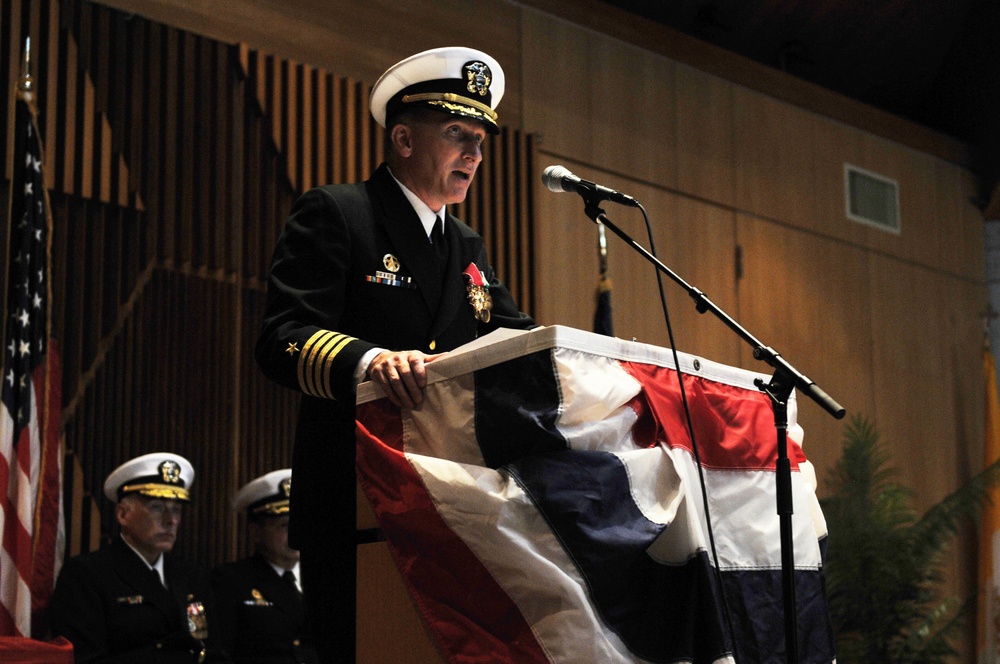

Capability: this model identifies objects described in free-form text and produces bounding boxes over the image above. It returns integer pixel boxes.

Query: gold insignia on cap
[122,483,190,501]
[280,477,291,498]
[286,342,299,355]
[159,460,181,484]
[402,93,498,122]
[383,254,400,273]
[464,61,492,97]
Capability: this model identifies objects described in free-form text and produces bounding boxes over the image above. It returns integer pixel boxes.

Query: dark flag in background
[0,64,64,637]
[593,222,613,336]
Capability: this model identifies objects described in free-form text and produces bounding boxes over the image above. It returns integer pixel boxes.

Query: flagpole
[3,42,26,371]
[593,222,614,336]
[19,36,33,98]
[597,221,608,276]
[17,35,61,572]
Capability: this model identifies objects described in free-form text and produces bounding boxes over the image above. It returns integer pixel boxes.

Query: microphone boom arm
[581,201,846,420]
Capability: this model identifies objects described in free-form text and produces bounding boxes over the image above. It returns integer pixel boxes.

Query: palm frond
[820,414,999,663]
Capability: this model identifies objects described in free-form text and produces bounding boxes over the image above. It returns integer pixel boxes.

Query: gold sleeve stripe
[319,333,353,398]
[298,330,334,397]
[297,330,357,398]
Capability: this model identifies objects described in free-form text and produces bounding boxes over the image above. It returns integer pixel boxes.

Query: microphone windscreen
[541,165,574,193]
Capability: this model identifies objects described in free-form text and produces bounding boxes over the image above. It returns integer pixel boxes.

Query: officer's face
[116,495,182,563]
[393,114,486,209]
[251,514,298,569]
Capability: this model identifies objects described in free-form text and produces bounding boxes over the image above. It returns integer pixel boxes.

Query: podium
[354,326,834,663]
[356,486,443,661]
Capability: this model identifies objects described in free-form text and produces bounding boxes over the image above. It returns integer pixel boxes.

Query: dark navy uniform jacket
[49,537,228,663]
[255,163,535,549]
[210,555,318,664]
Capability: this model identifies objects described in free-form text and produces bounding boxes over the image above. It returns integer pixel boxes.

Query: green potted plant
[821,415,1000,662]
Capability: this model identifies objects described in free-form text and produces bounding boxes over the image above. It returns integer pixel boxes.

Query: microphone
[541,165,640,207]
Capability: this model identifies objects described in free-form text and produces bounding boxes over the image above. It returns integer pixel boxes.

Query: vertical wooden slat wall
[0,0,538,567]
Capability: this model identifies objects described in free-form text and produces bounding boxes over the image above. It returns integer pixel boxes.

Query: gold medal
[186,599,209,639]
[462,262,493,322]
[466,283,493,322]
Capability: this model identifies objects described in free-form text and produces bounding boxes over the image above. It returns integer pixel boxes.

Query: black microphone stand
[581,199,845,664]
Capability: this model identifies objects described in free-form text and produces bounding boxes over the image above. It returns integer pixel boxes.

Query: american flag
[0,88,63,637]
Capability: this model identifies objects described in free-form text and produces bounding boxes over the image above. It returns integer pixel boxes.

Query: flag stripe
[31,350,62,622]
[621,361,807,471]
[356,410,550,663]
[0,422,33,635]
[475,351,567,468]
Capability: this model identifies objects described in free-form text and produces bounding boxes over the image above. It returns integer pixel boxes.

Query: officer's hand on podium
[367,350,446,409]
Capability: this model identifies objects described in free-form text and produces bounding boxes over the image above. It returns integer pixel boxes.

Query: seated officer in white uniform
[210,469,318,664]
[49,452,229,663]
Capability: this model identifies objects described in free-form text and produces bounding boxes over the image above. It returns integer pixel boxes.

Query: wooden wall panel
[659,196,742,367]
[961,170,987,282]
[675,63,736,209]
[94,0,526,130]
[357,542,444,663]
[938,162,986,283]
[589,37,678,191]
[734,215,877,475]
[811,116,865,243]
[868,254,984,506]
[934,160,966,275]
[733,87,818,231]
[523,8,680,190]
[64,270,248,566]
[522,10,592,160]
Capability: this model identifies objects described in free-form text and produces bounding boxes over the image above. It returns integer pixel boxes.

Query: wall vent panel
[845,163,900,233]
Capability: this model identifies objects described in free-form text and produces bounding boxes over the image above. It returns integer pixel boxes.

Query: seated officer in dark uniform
[49,452,229,663]
[210,469,318,664]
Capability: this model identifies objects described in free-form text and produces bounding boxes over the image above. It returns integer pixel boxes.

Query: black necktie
[150,565,164,588]
[282,569,300,594]
[432,215,448,263]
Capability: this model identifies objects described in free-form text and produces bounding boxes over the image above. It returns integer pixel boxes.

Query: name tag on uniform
[116,595,144,604]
